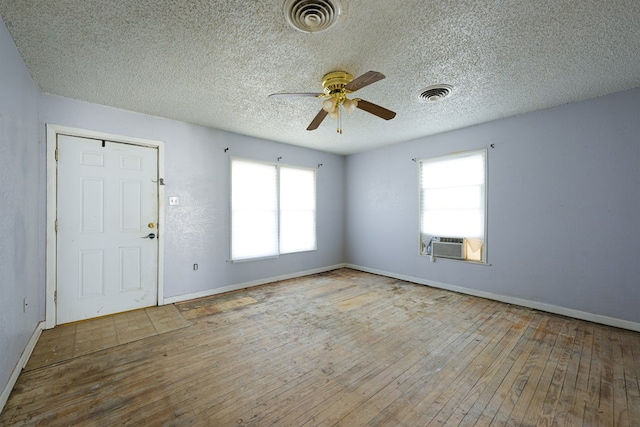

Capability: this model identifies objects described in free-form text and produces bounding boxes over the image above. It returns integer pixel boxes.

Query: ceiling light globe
[343,98,358,113]
[322,98,337,112]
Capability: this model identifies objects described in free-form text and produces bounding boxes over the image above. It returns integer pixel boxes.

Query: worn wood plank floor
[1,268,639,426]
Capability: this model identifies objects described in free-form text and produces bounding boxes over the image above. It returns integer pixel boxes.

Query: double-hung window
[419,149,487,262]
[231,158,316,261]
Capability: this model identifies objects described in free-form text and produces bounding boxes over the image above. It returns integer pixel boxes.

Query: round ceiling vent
[283,0,346,33]
[417,84,453,102]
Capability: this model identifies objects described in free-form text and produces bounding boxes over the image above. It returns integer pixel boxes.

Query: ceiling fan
[268,70,396,134]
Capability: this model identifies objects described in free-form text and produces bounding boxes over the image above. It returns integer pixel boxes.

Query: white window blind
[231,159,279,261]
[420,149,487,260]
[280,167,316,254]
[231,158,316,261]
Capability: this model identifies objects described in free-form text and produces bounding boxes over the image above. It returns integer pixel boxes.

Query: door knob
[141,233,156,239]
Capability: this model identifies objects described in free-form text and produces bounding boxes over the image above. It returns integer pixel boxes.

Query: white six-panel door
[56,134,159,324]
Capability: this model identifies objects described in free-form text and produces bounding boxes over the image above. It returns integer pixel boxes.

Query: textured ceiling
[1,0,639,155]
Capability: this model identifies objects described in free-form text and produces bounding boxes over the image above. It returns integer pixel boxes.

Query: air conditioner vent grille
[438,237,463,244]
[431,237,465,259]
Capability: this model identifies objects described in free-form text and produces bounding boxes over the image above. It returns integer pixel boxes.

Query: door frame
[45,124,166,329]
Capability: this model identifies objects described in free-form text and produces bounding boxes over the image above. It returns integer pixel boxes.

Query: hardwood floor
[24,305,191,371]
[1,268,639,426]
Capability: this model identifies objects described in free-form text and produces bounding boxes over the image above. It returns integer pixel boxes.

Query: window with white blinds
[231,158,316,261]
[279,167,316,254]
[419,149,487,262]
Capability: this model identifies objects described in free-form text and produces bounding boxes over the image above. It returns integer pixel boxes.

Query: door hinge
[55,149,58,161]
[54,291,57,303]
[55,219,58,232]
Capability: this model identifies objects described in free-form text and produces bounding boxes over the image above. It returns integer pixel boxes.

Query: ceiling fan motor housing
[322,71,354,95]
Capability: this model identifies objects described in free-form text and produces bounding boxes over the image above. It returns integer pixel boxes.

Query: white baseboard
[164,264,347,304]
[346,264,640,332]
[1,321,45,413]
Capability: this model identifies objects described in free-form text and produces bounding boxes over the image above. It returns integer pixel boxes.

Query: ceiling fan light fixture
[417,84,453,102]
[322,97,337,112]
[343,98,358,113]
[283,0,346,33]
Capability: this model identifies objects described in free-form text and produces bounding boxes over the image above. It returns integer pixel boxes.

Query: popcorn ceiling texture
[1,0,639,155]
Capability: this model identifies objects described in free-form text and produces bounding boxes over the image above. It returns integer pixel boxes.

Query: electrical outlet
[169,196,179,206]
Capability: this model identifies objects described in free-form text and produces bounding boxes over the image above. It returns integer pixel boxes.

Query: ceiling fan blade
[268,92,323,98]
[356,99,396,120]
[307,109,328,130]
[344,71,386,92]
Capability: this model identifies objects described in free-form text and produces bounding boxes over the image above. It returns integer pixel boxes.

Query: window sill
[229,254,279,263]
[421,254,491,266]
[230,248,318,263]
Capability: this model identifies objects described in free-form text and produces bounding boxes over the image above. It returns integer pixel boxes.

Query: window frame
[230,157,317,262]
[418,148,488,264]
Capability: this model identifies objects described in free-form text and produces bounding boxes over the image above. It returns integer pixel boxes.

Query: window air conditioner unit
[432,237,465,260]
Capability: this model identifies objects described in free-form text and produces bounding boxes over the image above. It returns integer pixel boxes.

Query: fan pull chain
[337,104,343,134]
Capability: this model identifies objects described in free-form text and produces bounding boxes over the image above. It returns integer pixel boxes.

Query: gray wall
[0,20,41,396]
[38,94,346,299]
[346,88,640,324]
